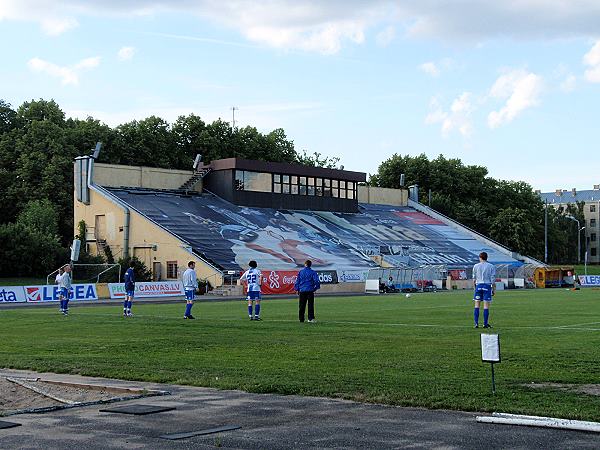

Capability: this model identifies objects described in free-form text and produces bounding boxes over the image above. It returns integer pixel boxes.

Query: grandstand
[74,155,537,289]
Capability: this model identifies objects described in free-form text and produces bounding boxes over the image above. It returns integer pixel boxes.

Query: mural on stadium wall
[109,189,519,272]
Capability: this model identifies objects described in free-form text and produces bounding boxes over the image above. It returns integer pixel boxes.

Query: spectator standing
[294,260,321,323]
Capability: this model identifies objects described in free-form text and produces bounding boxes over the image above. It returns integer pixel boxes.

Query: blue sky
[1,1,600,191]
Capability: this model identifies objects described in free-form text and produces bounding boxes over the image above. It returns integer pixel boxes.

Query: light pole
[565,215,584,263]
[231,106,239,129]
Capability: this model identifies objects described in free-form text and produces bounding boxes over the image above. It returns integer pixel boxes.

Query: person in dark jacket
[294,260,321,323]
[123,261,135,317]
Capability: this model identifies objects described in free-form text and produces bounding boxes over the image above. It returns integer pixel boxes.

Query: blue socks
[123,300,128,311]
[185,303,193,316]
[483,309,489,326]
[127,301,132,310]
[248,304,253,317]
[474,307,480,326]
[60,299,65,311]
[254,303,260,317]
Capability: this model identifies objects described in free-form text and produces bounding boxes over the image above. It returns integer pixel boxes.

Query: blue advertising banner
[0,286,27,303]
[578,275,600,287]
[25,284,98,302]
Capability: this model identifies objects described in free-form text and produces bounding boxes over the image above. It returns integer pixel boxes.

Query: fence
[368,264,448,292]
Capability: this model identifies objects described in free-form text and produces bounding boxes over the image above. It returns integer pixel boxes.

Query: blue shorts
[474,283,493,302]
[247,291,261,300]
[60,288,70,299]
[185,290,195,301]
[126,290,135,297]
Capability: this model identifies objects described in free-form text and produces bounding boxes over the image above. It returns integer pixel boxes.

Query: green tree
[17,199,59,236]
[0,100,18,134]
[117,256,153,282]
[489,208,536,255]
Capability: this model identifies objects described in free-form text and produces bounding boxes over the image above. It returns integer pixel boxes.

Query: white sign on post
[481,333,501,363]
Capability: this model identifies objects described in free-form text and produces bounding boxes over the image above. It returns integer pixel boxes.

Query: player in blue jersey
[123,261,135,317]
[472,252,496,328]
[59,264,72,315]
[240,260,262,320]
[182,261,197,319]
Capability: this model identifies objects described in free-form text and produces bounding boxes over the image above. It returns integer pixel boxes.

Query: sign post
[480,333,501,394]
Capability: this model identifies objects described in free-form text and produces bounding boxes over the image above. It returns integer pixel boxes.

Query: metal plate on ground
[99,404,176,415]
[160,425,241,440]
[0,420,22,429]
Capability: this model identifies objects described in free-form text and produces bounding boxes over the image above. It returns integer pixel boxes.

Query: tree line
[370,153,585,263]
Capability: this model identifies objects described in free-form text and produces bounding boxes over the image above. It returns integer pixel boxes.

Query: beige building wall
[547,200,600,264]
[74,188,223,285]
[358,185,408,206]
[93,163,200,191]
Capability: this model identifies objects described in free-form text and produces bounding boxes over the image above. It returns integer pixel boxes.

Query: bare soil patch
[0,376,161,415]
[524,382,600,396]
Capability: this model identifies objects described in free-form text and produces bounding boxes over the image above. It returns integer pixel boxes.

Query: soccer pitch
[1,289,599,421]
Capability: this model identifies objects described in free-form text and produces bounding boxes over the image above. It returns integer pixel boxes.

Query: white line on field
[556,321,600,328]
[20,310,600,332]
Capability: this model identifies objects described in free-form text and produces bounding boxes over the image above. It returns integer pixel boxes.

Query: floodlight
[91,142,102,159]
[193,154,203,170]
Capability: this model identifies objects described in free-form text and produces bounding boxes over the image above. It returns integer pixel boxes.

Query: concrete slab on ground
[0,369,597,449]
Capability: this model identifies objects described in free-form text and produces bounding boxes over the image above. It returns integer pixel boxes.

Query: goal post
[47,264,122,285]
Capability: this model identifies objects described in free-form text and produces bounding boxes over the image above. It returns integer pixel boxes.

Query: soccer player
[182,261,197,319]
[294,260,321,323]
[123,261,135,317]
[240,260,262,320]
[59,264,72,315]
[472,252,496,328]
[56,267,64,313]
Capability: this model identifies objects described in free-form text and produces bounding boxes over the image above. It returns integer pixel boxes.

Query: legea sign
[108,281,184,299]
[25,284,98,302]
[0,286,27,303]
[578,275,600,287]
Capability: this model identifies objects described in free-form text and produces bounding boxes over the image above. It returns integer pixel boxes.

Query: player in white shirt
[472,251,496,328]
[182,261,197,319]
[59,265,72,316]
[240,260,262,320]
[55,268,64,313]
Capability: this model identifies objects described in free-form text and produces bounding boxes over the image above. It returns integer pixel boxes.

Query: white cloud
[420,62,440,77]
[40,17,78,35]
[419,58,454,77]
[0,1,79,35]
[583,41,600,83]
[75,56,101,70]
[560,74,576,92]
[488,69,543,129]
[5,1,600,49]
[27,56,101,85]
[117,46,136,61]
[375,25,395,46]
[425,93,474,138]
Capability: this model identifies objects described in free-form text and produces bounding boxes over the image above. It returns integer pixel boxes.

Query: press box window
[235,170,272,192]
[166,261,178,279]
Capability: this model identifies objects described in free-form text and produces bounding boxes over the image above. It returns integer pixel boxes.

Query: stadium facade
[539,186,600,264]
[74,156,536,290]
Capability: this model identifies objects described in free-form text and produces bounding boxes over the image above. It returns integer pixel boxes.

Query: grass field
[1,289,599,420]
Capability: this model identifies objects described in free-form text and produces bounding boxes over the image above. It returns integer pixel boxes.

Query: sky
[1,1,599,192]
